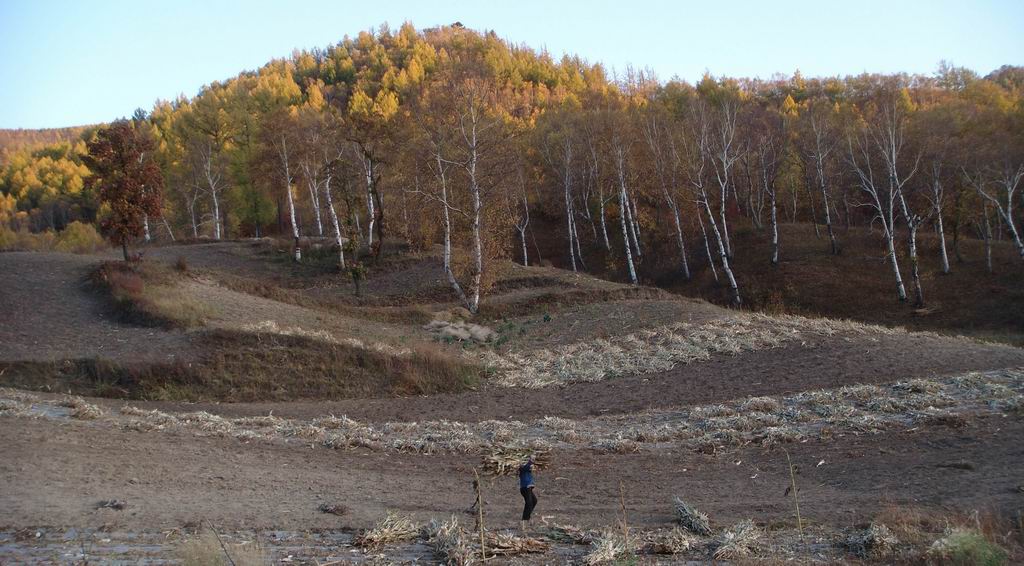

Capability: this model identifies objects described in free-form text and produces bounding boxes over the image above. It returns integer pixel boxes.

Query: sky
[1,0,1022,129]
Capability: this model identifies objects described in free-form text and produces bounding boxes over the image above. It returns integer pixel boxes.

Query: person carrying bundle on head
[518,456,538,532]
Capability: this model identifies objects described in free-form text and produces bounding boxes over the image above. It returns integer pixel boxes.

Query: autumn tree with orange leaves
[84,120,163,261]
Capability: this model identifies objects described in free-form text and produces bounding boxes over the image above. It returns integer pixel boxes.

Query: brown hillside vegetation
[530,219,1024,345]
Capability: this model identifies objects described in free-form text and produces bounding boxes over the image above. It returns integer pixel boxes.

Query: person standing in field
[519,457,538,532]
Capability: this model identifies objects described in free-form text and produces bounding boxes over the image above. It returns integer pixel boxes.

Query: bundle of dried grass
[426,517,474,566]
[846,522,899,558]
[354,511,420,549]
[674,497,712,536]
[713,520,762,560]
[0,398,28,417]
[543,523,594,545]
[480,447,550,476]
[583,528,630,565]
[59,396,103,420]
[484,532,550,555]
[641,527,698,554]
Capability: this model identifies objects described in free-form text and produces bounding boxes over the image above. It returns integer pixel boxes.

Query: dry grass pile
[846,522,900,558]
[354,511,421,549]
[481,313,909,388]
[58,395,104,420]
[5,369,1021,459]
[424,320,496,343]
[426,517,475,566]
[583,528,631,565]
[0,398,29,417]
[542,522,594,545]
[674,497,712,536]
[640,527,699,555]
[483,532,550,555]
[480,446,550,476]
[240,320,413,356]
[713,519,762,560]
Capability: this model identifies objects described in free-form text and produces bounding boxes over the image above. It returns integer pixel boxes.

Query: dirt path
[122,334,1024,424]
[2,414,1020,532]
[0,252,194,363]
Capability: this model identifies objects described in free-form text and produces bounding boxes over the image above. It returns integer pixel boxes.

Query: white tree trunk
[770,191,779,265]
[935,204,950,274]
[702,196,741,305]
[161,217,175,241]
[308,179,324,237]
[697,210,718,282]
[598,195,612,251]
[210,190,221,240]
[323,175,346,269]
[667,197,690,279]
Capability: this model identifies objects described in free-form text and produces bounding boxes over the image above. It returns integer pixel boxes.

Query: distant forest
[2,23,1022,312]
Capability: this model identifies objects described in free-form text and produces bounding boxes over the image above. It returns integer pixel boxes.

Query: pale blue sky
[1,0,1022,128]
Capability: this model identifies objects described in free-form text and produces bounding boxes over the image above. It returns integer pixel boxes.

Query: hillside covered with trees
[2,22,1022,316]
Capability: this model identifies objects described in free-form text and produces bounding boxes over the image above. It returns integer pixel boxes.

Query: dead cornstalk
[619,480,630,549]
[207,520,237,566]
[783,448,803,535]
[473,468,487,560]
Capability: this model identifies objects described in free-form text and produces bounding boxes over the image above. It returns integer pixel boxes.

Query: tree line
[3,23,1022,312]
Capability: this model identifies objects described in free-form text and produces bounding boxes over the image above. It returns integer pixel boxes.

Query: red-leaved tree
[84,120,163,261]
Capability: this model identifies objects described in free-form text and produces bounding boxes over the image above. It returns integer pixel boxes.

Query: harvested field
[3,368,1020,455]
[2,241,1023,564]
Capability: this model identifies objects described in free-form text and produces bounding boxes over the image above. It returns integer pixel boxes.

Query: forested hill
[0,126,96,161]
[2,22,1023,319]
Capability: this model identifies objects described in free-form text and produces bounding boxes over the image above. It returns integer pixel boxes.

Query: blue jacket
[518,461,534,489]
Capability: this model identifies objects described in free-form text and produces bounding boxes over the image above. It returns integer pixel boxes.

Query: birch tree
[642,106,690,279]
[684,100,742,304]
[801,99,841,254]
[846,89,921,303]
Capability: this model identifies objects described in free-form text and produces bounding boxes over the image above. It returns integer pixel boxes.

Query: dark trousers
[520,486,538,520]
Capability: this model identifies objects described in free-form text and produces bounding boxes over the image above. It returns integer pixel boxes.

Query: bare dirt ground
[0,252,195,363]
[2,412,1021,532]
[2,242,1023,563]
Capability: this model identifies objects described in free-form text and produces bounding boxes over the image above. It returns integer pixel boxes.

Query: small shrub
[174,255,189,272]
[929,529,1008,566]
[0,225,15,250]
[55,221,106,254]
